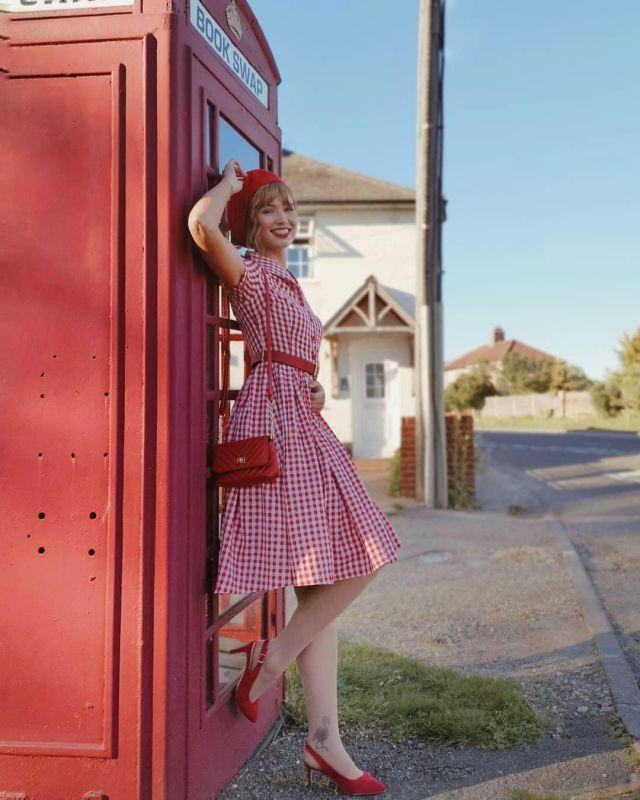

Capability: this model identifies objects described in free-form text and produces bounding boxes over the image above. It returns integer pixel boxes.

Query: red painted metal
[1,1,285,797]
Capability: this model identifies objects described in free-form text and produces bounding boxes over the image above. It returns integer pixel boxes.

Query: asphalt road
[476,429,640,677]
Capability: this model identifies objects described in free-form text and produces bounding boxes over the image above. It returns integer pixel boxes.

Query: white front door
[351,341,400,458]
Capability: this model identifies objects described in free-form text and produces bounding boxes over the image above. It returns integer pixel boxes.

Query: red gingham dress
[214,251,402,594]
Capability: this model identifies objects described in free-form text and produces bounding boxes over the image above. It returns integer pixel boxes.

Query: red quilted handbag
[213,260,280,488]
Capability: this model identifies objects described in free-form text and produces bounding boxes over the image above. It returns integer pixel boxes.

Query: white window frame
[287,216,316,281]
[296,217,315,239]
[287,245,313,280]
[365,362,386,399]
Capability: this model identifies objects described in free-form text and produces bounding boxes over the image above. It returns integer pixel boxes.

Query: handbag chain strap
[218,259,274,444]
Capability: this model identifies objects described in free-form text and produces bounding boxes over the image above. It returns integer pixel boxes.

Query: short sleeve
[224,253,264,313]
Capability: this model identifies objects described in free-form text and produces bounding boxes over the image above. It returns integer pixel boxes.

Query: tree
[497,353,530,394]
[528,358,554,393]
[550,360,569,393]
[445,370,497,412]
[590,378,624,418]
[617,328,640,370]
[620,365,640,411]
[473,357,494,382]
[566,364,592,391]
[498,353,553,395]
[616,328,640,411]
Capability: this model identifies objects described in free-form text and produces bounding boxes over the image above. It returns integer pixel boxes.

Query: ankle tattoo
[312,716,331,753]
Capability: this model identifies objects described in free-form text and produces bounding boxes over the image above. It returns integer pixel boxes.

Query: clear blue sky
[251,0,639,381]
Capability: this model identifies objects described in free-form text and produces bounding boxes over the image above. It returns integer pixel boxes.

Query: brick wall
[400,414,475,507]
[400,417,417,497]
[445,413,475,507]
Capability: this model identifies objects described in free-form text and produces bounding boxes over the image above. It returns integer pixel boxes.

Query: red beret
[227,169,286,247]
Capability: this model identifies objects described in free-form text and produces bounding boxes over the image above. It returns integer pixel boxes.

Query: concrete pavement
[344,459,640,797]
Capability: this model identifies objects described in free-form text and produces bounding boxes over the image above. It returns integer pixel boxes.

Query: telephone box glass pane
[206,103,215,168]
[219,116,260,172]
[217,598,263,695]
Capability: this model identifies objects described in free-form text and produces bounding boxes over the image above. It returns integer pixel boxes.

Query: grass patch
[621,739,640,772]
[507,504,526,516]
[474,413,640,433]
[389,446,401,497]
[601,709,628,742]
[284,641,548,749]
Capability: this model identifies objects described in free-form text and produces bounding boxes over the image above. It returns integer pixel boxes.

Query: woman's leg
[293,609,363,779]
[247,567,383,703]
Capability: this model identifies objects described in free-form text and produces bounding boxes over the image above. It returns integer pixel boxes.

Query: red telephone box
[0,1,285,797]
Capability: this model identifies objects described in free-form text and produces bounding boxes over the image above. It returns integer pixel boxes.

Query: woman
[187,159,402,795]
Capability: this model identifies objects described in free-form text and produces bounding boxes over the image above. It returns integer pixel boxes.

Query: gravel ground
[517,660,618,741]
[476,442,640,681]
[216,658,626,799]
[215,462,637,799]
[219,708,627,800]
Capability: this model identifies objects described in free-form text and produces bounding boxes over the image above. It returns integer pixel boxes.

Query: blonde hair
[245,183,296,251]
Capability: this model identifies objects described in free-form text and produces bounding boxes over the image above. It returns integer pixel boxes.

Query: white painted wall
[298,207,416,451]
[226,205,417,455]
[298,207,416,322]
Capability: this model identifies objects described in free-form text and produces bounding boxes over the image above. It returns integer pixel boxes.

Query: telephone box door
[185,55,285,797]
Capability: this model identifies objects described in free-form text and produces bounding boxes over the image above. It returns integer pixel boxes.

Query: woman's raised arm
[187,160,246,290]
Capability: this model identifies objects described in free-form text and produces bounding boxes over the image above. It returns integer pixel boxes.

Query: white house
[279,151,417,458]
[444,326,559,389]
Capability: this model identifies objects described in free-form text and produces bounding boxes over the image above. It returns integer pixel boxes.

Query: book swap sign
[190,0,268,109]
[5,0,133,10]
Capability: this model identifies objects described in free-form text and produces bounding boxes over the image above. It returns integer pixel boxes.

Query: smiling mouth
[271,228,292,237]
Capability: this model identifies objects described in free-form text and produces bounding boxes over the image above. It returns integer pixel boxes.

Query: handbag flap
[213,436,272,473]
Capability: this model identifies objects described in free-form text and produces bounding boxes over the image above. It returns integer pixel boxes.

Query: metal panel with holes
[0,0,284,797]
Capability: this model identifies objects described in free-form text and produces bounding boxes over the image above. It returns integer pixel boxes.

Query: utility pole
[415,0,447,508]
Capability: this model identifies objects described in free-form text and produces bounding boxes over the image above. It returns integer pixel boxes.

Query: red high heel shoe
[303,742,386,795]
[228,638,269,723]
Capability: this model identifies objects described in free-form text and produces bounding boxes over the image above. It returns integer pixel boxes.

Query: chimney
[492,326,505,344]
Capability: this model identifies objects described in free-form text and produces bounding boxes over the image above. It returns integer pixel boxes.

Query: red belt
[251,350,319,379]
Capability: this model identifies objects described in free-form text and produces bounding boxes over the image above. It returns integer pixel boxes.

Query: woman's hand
[309,379,325,413]
[187,159,247,284]
[221,159,246,196]
[188,159,245,238]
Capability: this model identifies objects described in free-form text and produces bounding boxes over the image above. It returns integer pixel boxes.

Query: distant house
[280,150,417,458]
[443,327,558,388]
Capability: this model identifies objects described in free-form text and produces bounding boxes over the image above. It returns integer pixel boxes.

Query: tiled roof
[444,340,558,371]
[282,150,415,205]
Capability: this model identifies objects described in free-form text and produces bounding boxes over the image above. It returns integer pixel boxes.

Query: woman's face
[254,194,298,253]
